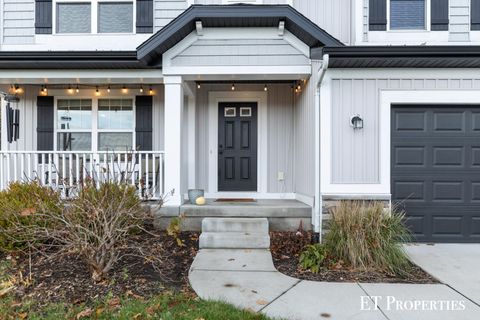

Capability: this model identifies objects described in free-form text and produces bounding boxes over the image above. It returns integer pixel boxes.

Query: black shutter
[369,0,387,31]
[135,96,153,151]
[431,0,449,30]
[35,0,52,34]
[136,0,154,33]
[472,0,480,30]
[37,96,54,151]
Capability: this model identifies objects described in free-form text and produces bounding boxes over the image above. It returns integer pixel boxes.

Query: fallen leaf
[0,286,15,298]
[17,312,28,319]
[76,308,93,319]
[133,313,143,319]
[256,299,268,305]
[107,297,121,309]
[20,208,36,216]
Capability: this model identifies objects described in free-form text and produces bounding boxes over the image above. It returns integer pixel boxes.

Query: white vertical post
[0,96,8,152]
[164,76,184,207]
[187,94,196,190]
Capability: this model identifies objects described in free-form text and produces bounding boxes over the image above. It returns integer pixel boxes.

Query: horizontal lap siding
[2,0,35,44]
[449,0,470,41]
[195,84,295,193]
[171,39,309,66]
[154,0,188,31]
[331,78,480,184]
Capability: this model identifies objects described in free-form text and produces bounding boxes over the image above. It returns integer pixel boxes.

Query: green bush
[324,201,412,275]
[0,181,62,251]
[299,243,327,273]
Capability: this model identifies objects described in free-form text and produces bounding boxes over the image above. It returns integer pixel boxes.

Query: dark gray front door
[218,102,257,191]
[391,105,480,243]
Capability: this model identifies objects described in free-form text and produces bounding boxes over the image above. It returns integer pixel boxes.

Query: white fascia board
[0,70,163,84]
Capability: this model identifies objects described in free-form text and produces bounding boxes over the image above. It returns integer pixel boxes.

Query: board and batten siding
[2,0,35,45]
[194,83,295,194]
[292,60,320,198]
[154,0,188,31]
[0,85,165,152]
[449,0,471,41]
[171,38,309,67]
[330,77,480,184]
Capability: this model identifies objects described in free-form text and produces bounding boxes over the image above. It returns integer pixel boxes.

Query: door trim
[208,91,268,194]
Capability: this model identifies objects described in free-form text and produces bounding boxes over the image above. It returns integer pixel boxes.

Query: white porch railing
[0,151,165,200]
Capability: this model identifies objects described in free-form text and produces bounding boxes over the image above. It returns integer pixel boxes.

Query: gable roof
[136,4,344,65]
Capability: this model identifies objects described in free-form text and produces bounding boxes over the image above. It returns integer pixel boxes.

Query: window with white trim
[55,0,134,34]
[390,0,426,30]
[55,98,135,152]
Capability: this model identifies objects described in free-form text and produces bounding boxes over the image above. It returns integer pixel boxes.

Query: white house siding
[0,85,165,152]
[449,0,471,42]
[329,75,480,184]
[1,0,35,45]
[194,83,295,194]
[171,38,309,66]
[194,1,289,4]
[292,60,320,198]
[293,0,351,45]
[154,0,188,32]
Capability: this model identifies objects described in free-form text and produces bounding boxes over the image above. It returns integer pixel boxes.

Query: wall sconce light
[350,114,364,129]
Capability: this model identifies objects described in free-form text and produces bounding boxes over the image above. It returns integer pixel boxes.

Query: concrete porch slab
[189,269,300,312]
[262,281,386,320]
[360,283,480,320]
[190,249,276,272]
[405,244,480,305]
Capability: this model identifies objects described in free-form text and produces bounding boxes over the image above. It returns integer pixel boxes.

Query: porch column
[164,76,184,207]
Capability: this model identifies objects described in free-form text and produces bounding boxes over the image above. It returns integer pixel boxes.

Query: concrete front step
[199,232,270,249]
[202,217,269,233]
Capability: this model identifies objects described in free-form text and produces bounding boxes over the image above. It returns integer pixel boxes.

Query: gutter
[313,53,329,242]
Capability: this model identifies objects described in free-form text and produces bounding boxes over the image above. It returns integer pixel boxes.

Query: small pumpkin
[195,196,206,206]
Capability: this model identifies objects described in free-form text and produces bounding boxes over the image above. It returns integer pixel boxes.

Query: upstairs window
[57,3,92,33]
[390,0,426,30]
[55,1,134,34]
[98,2,134,33]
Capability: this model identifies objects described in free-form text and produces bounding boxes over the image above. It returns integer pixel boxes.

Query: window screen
[98,2,133,33]
[57,3,91,33]
[390,0,426,30]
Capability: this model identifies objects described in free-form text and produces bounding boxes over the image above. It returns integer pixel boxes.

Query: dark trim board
[323,46,480,68]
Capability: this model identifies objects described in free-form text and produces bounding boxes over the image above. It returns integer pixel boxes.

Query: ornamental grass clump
[324,201,412,275]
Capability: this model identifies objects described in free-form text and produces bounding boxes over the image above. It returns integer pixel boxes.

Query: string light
[95,86,100,96]
[140,86,144,93]
[297,84,301,91]
[264,84,268,92]
[122,85,128,94]
[107,85,111,93]
[231,83,235,91]
[76,85,80,93]
[149,86,153,95]
[197,83,201,89]
[67,85,73,94]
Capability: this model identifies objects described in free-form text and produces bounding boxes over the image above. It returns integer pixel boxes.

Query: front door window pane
[98,133,133,151]
[57,133,92,151]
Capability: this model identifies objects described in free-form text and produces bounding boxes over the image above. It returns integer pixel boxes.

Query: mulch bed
[270,231,439,284]
[2,229,199,307]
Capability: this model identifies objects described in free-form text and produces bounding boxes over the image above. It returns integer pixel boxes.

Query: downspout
[313,53,329,243]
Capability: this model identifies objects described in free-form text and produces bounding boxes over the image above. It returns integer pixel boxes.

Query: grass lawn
[0,293,272,320]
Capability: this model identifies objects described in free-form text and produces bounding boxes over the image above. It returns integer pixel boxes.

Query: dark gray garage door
[392,105,480,243]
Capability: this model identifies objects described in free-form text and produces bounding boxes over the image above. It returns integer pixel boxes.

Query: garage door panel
[392,105,480,243]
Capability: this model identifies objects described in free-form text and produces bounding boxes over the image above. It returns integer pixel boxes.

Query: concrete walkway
[405,243,480,306]
[189,249,480,320]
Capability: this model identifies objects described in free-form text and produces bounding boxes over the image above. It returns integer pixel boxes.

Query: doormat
[215,198,256,203]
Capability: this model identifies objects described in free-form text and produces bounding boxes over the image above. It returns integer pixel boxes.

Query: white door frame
[208,91,268,195]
